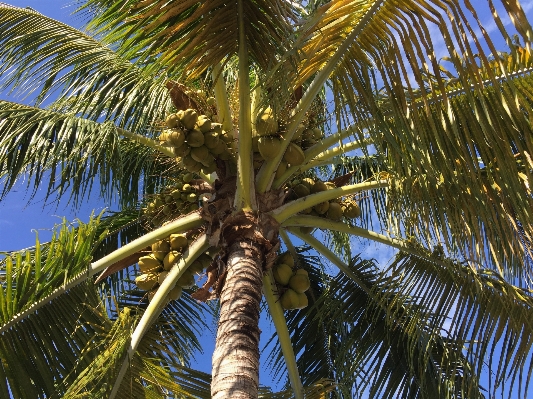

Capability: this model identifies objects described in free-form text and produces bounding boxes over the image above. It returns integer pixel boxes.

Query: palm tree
[1,0,533,398]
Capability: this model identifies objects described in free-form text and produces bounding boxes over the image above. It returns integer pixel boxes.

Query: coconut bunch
[159,108,234,175]
[143,173,203,221]
[251,107,307,171]
[272,252,310,310]
[135,233,214,304]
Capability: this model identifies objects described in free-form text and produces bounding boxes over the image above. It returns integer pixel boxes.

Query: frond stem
[212,63,233,134]
[117,128,175,158]
[271,181,387,223]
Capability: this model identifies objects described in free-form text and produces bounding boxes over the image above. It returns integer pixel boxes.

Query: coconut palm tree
[1,0,533,398]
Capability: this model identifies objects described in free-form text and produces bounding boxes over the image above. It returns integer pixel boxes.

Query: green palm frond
[0,214,103,330]
[0,102,173,206]
[0,282,108,399]
[61,305,211,398]
[383,251,533,399]
[0,5,172,133]
[79,0,298,79]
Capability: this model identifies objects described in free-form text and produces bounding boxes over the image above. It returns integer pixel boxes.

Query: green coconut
[158,270,169,285]
[211,140,228,155]
[292,183,310,198]
[301,178,315,190]
[138,254,162,273]
[162,204,173,215]
[211,123,223,134]
[311,180,328,193]
[283,143,305,166]
[190,145,210,163]
[188,259,204,274]
[135,273,158,291]
[186,129,205,147]
[181,109,198,130]
[182,155,198,170]
[275,160,287,179]
[173,143,191,157]
[327,202,343,221]
[177,270,195,288]
[314,201,330,215]
[256,107,278,136]
[197,115,212,133]
[201,162,217,174]
[171,189,182,200]
[158,130,171,145]
[167,129,186,148]
[277,252,295,268]
[167,285,183,301]
[325,182,337,190]
[288,273,310,294]
[170,233,188,250]
[292,123,306,141]
[258,136,282,160]
[343,201,361,218]
[296,292,308,309]
[163,250,181,270]
[273,263,293,286]
[206,96,216,106]
[165,113,180,129]
[200,153,215,167]
[182,172,194,183]
[280,288,300,310]
[187,192,198,203]
[204,131,220,149]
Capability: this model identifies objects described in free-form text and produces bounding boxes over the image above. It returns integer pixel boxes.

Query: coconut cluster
[143,173,203,222]
[252,107,317,172]
[287,177,362,229]
[160,109,234,175]
[272,252,310,310]
[135,233,214,304]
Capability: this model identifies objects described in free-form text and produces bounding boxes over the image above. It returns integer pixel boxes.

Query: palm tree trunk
[211,240,263,399]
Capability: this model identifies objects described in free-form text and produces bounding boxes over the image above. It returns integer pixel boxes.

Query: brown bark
[211,240,263,399]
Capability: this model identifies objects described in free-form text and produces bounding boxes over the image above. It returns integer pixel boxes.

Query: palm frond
[0,5,173,133]
[78,0,298,79]
[0,101,172,207]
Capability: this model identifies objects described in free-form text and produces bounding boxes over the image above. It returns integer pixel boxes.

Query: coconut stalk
[108,234,210,399]
[212,63,233,135]
[118,128,175,158]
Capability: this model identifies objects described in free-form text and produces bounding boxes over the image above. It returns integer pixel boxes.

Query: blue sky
[1,0,533,396]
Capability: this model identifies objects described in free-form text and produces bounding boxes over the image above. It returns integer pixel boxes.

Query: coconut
[219,149,232,161]
[158,130,171,146]
[187,192,197,203]
[256,107,278,136]
[327,202,343,220]
[211,123,223,134]
[158,271,169,285]
[343,201,361,218]
[312,127,323,140]
[186,129,205,147]
[288,273,310,293]
[258,136,282,160]
[177,270,195,288]
[182,155,198,170]
[171,189,182,200]
[280,288,300,310]
[198,253,213,269]
[273,263,293,286]
[292,183,310,198]
[296,292,308,309]
[277,252,295,268]
[204,131,220,149]
[201,162,217,174]
[163,250,181,270]
[302,128,315,141]
[167,285,183,301]
[138,254,162,273]
[283,143,305,166]
[275,160,287,179]
[200,153,215,167]
[206,96,216,106]
[314,201,330,215]
[162,204,173,215]
[173,144,191,157]
[190,145,210,163]
[197,115,212,133]
[165,113,180,129]
[135,273,158,291]
[301,178,315,190]
[181,109,198,130]
[325,182,337,190]
[292,123,306,141]
[251,136,260,152]
[166,129,185,148]
[311,180,328,193]
[170,233,188,250]
[182,173,194,183]
[211,140,228,155]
